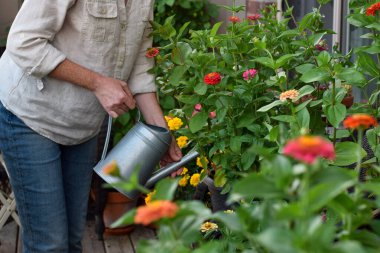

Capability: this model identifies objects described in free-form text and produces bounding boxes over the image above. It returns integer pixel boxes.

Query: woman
[0,0,182,252]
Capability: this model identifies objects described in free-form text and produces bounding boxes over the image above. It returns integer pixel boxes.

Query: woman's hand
[160,136,183,167]
[93,76,136,118]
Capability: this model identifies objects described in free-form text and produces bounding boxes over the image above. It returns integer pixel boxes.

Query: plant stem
[355,128,363,177]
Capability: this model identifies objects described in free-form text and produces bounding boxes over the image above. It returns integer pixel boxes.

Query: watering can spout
[145,150,199,188]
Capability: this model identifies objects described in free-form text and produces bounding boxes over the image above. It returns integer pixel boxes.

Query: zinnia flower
[315,40,328,51]
[190,173,200,187]
[200,222,218,232]
[204,72,221,85]
[102,160,120,177]
[343,114,378,130]
[144,190,156,204]
[134,200,178,226]
[178,174,190,187]
[283,135,335,164]
[209,111,216,119]
[366,2,380,16]
[247,14,261,21]
[279,89,299,101]
[167,117,183,131]
[196,157,209,168]
[229,16,241,23]
[243,68,258,81]
[180,167,188,175]
[176,136,189,148]
[145,47,159,58]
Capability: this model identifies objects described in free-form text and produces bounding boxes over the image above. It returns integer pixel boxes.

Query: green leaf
[176,21,190,40]
[347,14,374,27]
[151,178,179,201]
[210,22,223,36]
[325,104,346,128]
[297,108,310,129]
[297,85,315,98]
[230,136,242,153]
[336,68,367,87]
[302,179,355,212]
[257,100,284,112]
[295,63,315,74]
[300,67,331,83]
[271,115,296,123]
[357,53,379,77]
[168,65,189,86]
[257,228,296,253]
[275,54,299,68]
[110,209,136,228]
[316,51,331,66]
[332,142,367,166]
[253,57,275,69]
[171,42,192,65]
[194,82,208,95]
[230,173,283,201]
[189,111,208,133]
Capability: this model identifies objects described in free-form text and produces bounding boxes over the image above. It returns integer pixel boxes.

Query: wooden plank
[0,221,17,253]
[82,220,106,253]
[129,226,156,251]
[104,234,134,253]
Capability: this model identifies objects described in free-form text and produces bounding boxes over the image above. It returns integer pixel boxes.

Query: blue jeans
[0,102,97,253]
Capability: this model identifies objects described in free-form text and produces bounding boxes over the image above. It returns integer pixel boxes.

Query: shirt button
[99,8,107,14]
[120,23,126,30]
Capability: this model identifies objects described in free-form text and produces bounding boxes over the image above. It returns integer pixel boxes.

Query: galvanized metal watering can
[94,115,199,199]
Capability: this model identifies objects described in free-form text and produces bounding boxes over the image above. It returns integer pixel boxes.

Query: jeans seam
[6,111,36,252]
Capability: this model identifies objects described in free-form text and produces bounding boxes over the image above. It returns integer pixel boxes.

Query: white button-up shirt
[0,0,156,145]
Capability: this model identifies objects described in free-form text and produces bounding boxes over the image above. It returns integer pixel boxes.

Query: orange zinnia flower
[145,47,160,58]
[343,114,378,130]
[229,16,241,23]
[204,72,221,85]
[134,200,178,226]
[366,2,380,16]
[283,135,335,164]
[279,89,299,101]
[247,14,261,21]
[102,160,120,177]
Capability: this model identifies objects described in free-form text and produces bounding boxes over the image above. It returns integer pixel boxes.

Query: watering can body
[94,121,199,199]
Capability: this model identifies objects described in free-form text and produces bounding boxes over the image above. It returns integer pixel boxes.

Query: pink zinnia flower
[247,14,261,21]
[145,47,159,58]
[243,68,258,81]
[194,104,202,112]
[209,111,216,119]
[283,135,335,164]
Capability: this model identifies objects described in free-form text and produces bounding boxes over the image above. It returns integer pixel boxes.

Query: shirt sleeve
[6,0,76,78]
[127,5,157,95]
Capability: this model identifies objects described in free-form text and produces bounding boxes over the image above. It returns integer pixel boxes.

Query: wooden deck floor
[0,220,155,253]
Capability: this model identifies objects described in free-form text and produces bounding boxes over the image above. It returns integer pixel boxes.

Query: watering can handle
[100,110,141,161]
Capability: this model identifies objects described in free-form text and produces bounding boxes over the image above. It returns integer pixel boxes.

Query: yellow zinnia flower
[196,157,209,168]
[176,136,188,148]
[180,167,188,175]
[178,174,190,187]
[167,117,183,131]
[200,221,218,232]
[190,173,200,187]
[145,190,156,204]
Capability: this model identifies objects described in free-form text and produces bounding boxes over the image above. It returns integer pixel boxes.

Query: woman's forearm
[134,92,168,129]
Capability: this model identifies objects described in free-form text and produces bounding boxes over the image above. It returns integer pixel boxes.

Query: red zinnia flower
[204,72,221,85]
[366,2,380,16]
[145,47,159,58]
[343,114,378,130]
[134,200,179,225]
[229,16,241,23]
[247,14,261,21]
[283,135,335,164]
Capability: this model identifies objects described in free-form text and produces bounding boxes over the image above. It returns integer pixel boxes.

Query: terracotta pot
[103,192,137,235]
